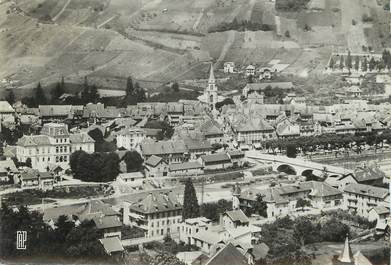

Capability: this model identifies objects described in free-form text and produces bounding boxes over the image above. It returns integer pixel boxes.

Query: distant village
[0,61,390,265]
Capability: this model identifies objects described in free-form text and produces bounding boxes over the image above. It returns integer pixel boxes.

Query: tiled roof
[141,140,187,156]
[17,135,51,146]
[205,243,248,265]
[145,155,164,167]
[234,117,274,132]
[224,210,249,224]
[0,160,18,173]
[69,132,95,143]
[184,138,212,151]
[92,215,122,230]
[169,161,203,171]
[354,166,386,182]
[20,169,53,180]
[370,206,389,215]
[344,183,389,199]
[39,105,73,117]
[201,153,231,163]
[0,101,14,113]
[99,237,124,254]
[127,190,182,214]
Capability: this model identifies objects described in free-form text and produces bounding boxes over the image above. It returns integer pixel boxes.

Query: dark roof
[227,150,245,158]
[145,155,164,167]
[184,138,213,151]
[205,243,248,265]
[141,140,187,156]
[252,243,270,260]
[224,210,249,224]
[201,153,231,163]
[354,166,386,182]
[20,169,53,180]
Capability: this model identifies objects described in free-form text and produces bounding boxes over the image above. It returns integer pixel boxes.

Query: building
[0,160,18,184]
[198,64,224,109]
[227,150,245,167]
[245,65,256,76]
[221,210,249,229]
[115,127,146,150]
[99,237,124,257]
[179,217,213,245]
[223,62,235,73]
[259,67,273,80]
[184,138,213,160]
[204,243,248,265]
[122,190,182,238]
[232,117,276,146]
[15,168,55,190]
[140,140,188,164]
[239,181,342,219]
[343,183,389,219]
[0,101,15,124]
[199,153,232,170]
[168,161,204,177]
[368,206,389,232]
[144,155,169,178]
[16,123,95,171]
[92,215,122,239]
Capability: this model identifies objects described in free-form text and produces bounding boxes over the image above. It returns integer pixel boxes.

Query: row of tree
[0,204,107,259]
[329,50,391,72]
[208,19,273,33]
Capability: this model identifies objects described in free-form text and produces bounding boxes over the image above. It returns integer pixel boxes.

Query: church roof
[208,63,215,84]
[338,236,353,264]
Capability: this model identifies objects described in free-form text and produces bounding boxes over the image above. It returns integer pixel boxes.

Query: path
[192,9,204,32]
[214,31,235,68]
[52,0,72,22]
[97,15,118,29]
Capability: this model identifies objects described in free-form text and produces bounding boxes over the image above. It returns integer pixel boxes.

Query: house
[92,215,122,239]
[232,116,276,146]
[0,160,18,184]
[258,67,273,80]
[224,62,235,73]
[117,172,144,187]
[325,174,358,190]
[368,206,389,232]
[168,161,204,177]
[99,237,124,257]
[16,123,95,171]
[184,138,213,160]
[15,168,55,190]
[199,153,232,170]
[179,217,213,245]
[0,101,15,124]
[199,120,225,144]
[122,190,182,238]
[227,150,245,167]
[115,127,146,150]
[343,183,389,219]
[39,105,83,124]
[276,119,300,138]
[221,210,249,229]
[352,164,386,186]
[204,243,248,265]
[344,86,362,98]
[239,181,342,219]
[144,155,169,178]
[140,140,188,164]
[245,65,256,76]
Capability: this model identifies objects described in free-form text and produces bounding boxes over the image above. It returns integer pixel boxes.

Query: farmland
[0,0,389,97]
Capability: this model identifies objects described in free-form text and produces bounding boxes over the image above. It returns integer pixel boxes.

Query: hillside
[0,0,389,97]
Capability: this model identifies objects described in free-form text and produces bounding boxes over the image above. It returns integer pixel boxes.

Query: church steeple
[336,236,354,264]
[208,63,215,85]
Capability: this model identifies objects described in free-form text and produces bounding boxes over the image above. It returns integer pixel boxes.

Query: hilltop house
[224,62,235,73]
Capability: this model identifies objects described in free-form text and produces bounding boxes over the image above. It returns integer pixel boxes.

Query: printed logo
[16,231,27,250]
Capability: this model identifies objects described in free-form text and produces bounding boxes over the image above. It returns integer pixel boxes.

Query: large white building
[16,123,95,171]
[122,190,182,238]
[115,127,146,151]
[343,183,389,219]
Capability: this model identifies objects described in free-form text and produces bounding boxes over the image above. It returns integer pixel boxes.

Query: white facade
[116,128,146,150]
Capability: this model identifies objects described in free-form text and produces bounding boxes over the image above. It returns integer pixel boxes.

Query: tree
[134,82,146,102]
[329,57,335,69]
[295,198,312,211]
[200,199,231,222]
[284,30,290,38]
[81,76,90,103]
[339,55,344,70]
[362,57,368,71]
[182,178,200,220]
[51,77,65,101]
[252,194,267,217]
[293,217,319,246]
[35,82,47,105]
[369,57,376,71]
[354,56,360,71]
[89,85,99,104]
[5,90,15,105]
[171,82,179,92]
[126,76,134,96]
[215,98,235,109]
[25,157,32,168]
[346,50,352,71]
[286,143,297,158]
[123,150,144,172]
[320,218,350,242]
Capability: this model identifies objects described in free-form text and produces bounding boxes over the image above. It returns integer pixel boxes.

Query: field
[0,0,389,97]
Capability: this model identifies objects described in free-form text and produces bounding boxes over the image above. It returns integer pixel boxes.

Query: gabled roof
[201,153,231,163]
[205,243,248,265]
[369,206,389,215]
[169,161,203,171]
[99,237,124,254]
[127,190,182,214]
[92,215,122,230]
[145,155,164,167]
[141,140,187,156]
[353,166,386,182]
[234,116,274,132]
[344,183,389,199]
[69,132,95,144]
[0,160,18,173]
[20,169,53,180]
[224,209,249,224]
[17,135,51,146]
[0,101,14,113]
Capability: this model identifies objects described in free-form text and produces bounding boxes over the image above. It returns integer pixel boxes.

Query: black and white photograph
[0,0,390,264]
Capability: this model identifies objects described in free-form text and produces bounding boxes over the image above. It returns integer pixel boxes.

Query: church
[198,63,225,109]
[333,236,374,265]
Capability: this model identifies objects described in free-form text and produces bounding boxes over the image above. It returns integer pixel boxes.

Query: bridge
[246,151,353,177]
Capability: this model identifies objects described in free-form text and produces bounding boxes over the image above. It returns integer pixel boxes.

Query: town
[0,57,390,265]
[0,0,390,264]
